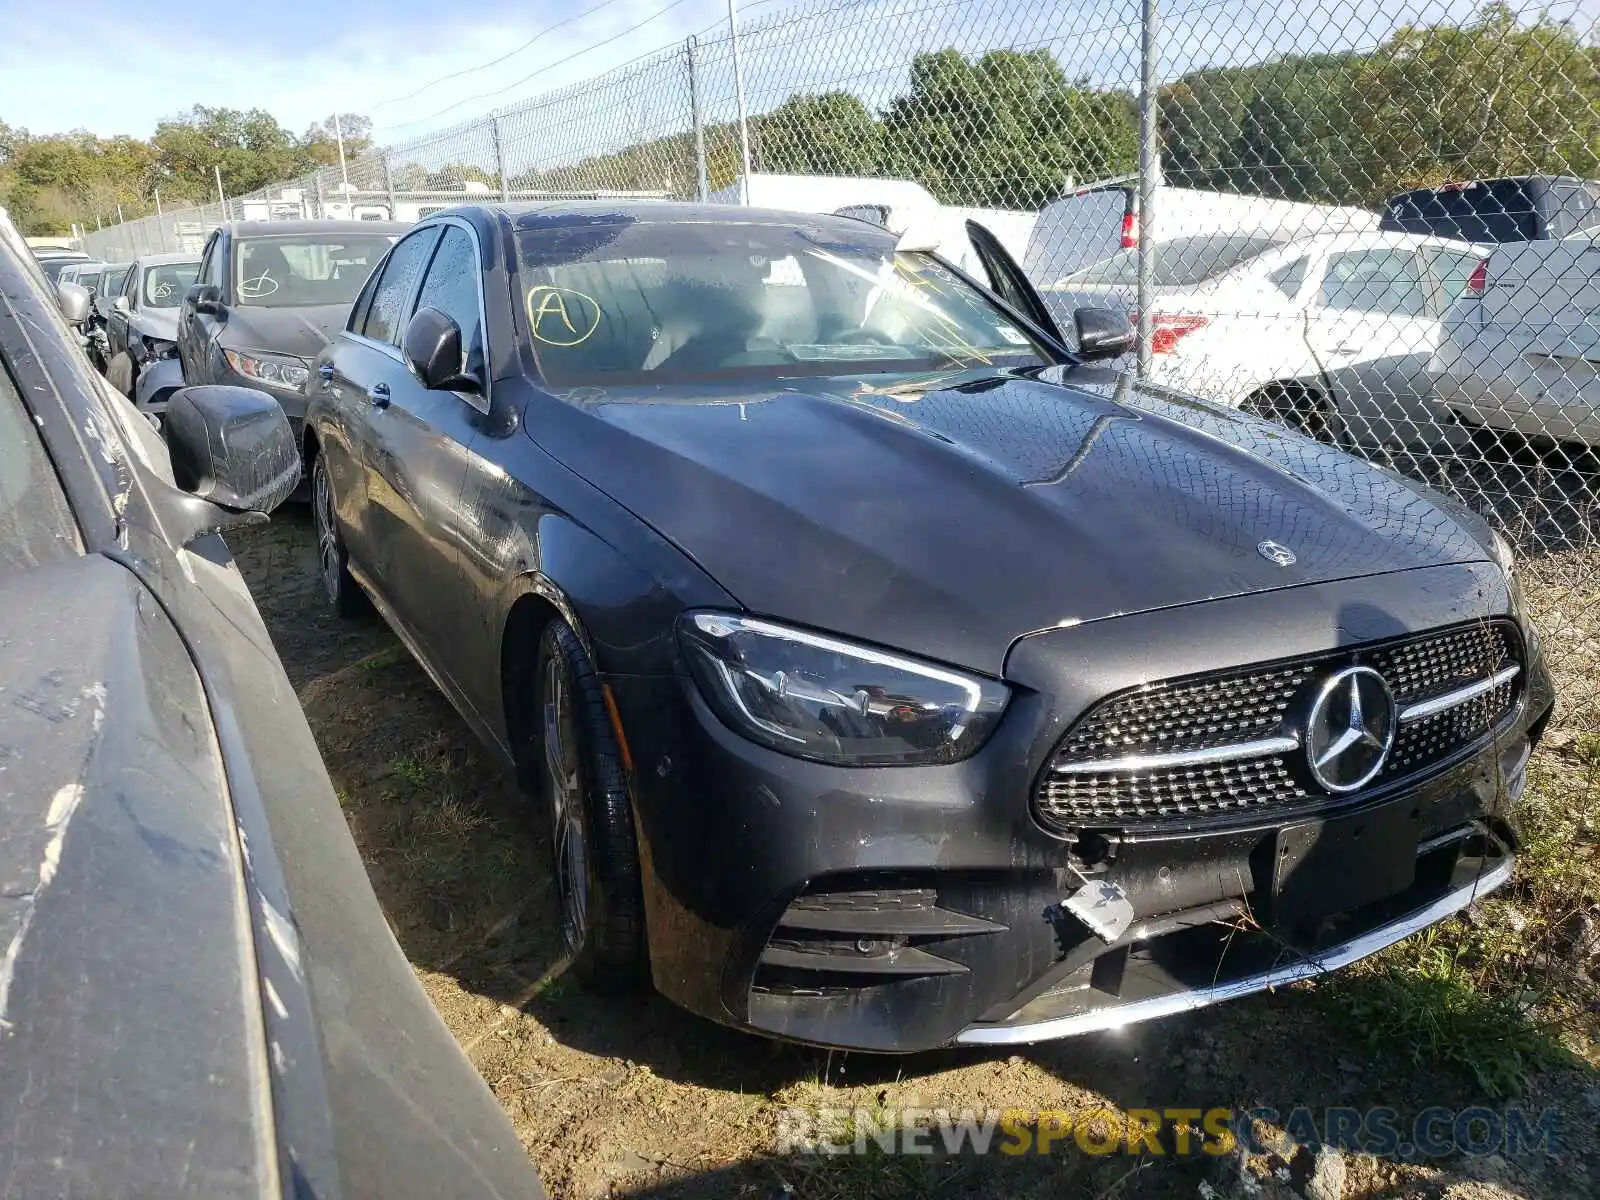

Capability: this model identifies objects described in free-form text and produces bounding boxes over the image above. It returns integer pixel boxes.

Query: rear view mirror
[56,280,91,326]
[1074,308,1137,362]
[186,283,224,316]
[165,385,300,516]
[402,306,480,393]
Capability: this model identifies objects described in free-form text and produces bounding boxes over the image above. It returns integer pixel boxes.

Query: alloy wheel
[313,461,342,607]
[542,654,590,955]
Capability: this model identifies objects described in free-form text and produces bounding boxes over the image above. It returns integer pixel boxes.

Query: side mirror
[402,306,480,393]
[56,280,92,326]
[113,294,130,314]
[165,385,300,517]
[186,282,224,316]
[1074,307,1137,362]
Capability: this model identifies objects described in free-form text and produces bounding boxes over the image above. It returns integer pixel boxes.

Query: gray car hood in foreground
[219,302,350,360]
[532,367,1495,675]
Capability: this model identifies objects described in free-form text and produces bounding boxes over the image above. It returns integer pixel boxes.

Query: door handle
[318,362,334,391]
[367,382,391,409]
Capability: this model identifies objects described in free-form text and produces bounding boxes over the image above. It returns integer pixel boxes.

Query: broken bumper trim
[953,854,1513,1045]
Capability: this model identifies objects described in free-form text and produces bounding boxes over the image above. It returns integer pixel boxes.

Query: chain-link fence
[80,0,1600,720]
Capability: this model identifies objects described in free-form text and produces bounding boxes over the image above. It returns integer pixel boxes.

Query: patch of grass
[358,646,404,672]
[392,754,434,789]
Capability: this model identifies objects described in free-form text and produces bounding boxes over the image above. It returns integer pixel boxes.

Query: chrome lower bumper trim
[953,855,1513,1045]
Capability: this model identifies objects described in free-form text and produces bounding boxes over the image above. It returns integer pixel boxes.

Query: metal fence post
[382,153,398,216]
[314,169,327,220]
[1135,0,1159,377]
[687,37,710,202]
[728,0,754,202]
[492,115,510,202]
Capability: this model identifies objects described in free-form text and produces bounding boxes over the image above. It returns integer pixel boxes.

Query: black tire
[1246,383,1339,445]
[311,452,368,618]
[532,619,646,992]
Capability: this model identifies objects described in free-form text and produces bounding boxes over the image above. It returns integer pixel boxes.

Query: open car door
[964,219,1069,348]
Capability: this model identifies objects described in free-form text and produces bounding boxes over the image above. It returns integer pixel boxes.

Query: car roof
[132,251,202,267]
[222,219,412,237]
[493,199,896,234]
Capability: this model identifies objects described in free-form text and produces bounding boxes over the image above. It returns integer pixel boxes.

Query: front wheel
[535,619,646,992]
[311,453,368,618]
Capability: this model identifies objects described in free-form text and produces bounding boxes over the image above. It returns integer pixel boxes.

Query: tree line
[515,4,1598,212]
[0,108,374,235]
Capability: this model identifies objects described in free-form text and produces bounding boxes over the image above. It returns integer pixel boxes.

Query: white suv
[1429,237,1600,448]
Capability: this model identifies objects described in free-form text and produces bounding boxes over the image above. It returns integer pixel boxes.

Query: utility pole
[214,164,227,219]
[153,189,163,218]
[116,202,125,225]
[728,0,754,204]
[333,112,351,193]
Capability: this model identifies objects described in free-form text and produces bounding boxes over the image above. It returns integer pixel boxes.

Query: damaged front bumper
[611,565,1553,1054]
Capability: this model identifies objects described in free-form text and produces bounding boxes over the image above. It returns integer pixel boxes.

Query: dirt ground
[231,510,1600,1200]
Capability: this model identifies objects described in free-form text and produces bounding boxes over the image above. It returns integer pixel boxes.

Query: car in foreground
[305,201,1551,1054]
[1383,175,1600,243]
[1429,235,1600,448]
[177,219,409,442]
[1065,230,1488,448]
[101,252,201,416]
[1,205,544,1198]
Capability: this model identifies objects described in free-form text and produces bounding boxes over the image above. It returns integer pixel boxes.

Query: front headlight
[225,347,310,391]
[678,612,1010,766]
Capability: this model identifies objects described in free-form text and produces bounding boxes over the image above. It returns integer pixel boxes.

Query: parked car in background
[30,244,90,283]
[1383,176,1600,243]
[58,260,107,292]
[305,201,1548,1054]
[103,252,201,418]
[177,220,408,442]
[1,205,546,1200]
[1102,230,1489,447]
[1429,235,1600,448]
[86,261,132,369]
[1023,181,1378,287]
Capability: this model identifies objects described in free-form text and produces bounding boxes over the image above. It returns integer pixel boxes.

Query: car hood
[220,302,350,361]
[131,307,181,343]
[529,368,1496,675]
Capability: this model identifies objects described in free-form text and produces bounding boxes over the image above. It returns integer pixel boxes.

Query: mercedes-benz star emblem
[1257,540,1297,566]
[1305,666,1397,793]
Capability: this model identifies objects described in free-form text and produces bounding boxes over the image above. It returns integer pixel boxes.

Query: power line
[381,0,700,134]
[370,0,635,112]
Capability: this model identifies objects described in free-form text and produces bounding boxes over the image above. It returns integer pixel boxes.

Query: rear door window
[1320,249,1428,317]
[1268,256,1308,301]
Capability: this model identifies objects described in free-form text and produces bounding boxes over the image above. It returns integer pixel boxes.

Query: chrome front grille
[1035,621,1521,832]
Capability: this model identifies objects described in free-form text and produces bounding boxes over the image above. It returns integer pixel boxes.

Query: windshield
[143,261,200,308]
[76,268,103,288]
[1060,234,1287,288]
[101,266,130,297]
[235,234,396,308]
[515,220,1046,387]
[39,257,86,284]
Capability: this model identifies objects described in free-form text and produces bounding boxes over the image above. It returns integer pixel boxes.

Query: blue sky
[1,0,730,141]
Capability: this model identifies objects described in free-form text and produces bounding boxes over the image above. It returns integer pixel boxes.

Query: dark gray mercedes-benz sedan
[304,201,1552,1054]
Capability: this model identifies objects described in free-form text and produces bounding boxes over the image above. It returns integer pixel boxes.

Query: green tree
[753,92,880,176]
[880,48,1136,207]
